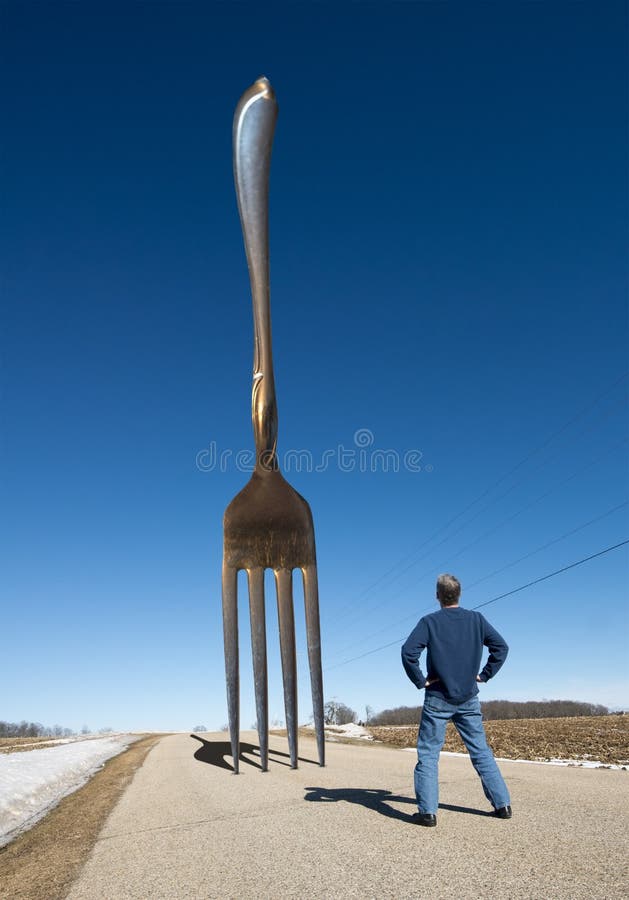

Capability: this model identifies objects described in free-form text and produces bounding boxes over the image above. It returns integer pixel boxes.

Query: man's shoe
[493,805,512,819]
[412,812,437,827]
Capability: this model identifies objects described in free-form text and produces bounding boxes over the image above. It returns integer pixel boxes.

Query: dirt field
[0,736,80,754]
[367,714,629,765]
[0,735,126,755]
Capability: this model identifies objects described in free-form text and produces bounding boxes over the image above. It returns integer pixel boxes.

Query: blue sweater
[401,606,508,704]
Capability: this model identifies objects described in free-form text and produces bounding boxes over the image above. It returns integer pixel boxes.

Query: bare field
[0,735,117,754]
[0,736,69,754]
[367,714,629,765]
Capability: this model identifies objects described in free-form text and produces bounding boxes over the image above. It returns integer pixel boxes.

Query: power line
[324,539,629,671]
[332,372,628,624]
[327,497,629,662]
[343,433,628,627]
[470,540,629,610]
[465,500,629,592]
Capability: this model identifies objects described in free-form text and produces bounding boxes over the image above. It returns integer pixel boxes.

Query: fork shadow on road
[191,735,318,772]
[304,787,492,822]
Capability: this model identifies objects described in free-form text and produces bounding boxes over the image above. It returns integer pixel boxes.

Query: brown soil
[0,733,164,900]
[367,715,629,765]
[0,737,56,749]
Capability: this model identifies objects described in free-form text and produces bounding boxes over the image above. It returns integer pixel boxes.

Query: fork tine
[275,567,298,768]
[247,566,268,772]
[302,564,325,767]
[222,562,240,774]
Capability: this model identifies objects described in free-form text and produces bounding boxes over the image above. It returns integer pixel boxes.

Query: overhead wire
[338,431,628,627]
[464,500,628,592]
[332,371,628,624]
[324,539,629,672]
[325,497,628,662]
[337,397,627,624]
[471,540,629,610]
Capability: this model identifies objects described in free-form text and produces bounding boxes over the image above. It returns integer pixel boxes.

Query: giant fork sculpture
[222,77,325,773]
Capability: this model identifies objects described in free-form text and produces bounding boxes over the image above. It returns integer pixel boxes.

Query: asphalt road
[67,731,628,899]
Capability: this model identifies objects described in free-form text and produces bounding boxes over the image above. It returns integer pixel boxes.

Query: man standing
[401,573,512,827]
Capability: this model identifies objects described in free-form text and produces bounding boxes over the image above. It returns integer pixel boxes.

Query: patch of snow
[0,734,140,847]
[305,723,374,741]
[401,748,626,770]
[331,723,373,740]
[302,722,374,740]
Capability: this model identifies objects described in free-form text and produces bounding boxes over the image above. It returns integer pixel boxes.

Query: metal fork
[222,77,325,774]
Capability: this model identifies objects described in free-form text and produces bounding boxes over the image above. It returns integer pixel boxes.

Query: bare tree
[369,705,422,726]
[324,699,356,726]
[368,700,611,726]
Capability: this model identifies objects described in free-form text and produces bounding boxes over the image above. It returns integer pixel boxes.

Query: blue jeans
[414,694,510,814]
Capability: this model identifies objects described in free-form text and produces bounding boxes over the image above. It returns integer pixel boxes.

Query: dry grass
[367,715,629,765]
[1,737,83,754]
[0,733,164,900]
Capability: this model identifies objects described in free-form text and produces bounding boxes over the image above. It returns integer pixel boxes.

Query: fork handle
[233,77,279,470]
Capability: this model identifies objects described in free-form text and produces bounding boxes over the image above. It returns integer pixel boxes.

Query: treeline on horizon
[0,721,113,738]
[367,699,613,726]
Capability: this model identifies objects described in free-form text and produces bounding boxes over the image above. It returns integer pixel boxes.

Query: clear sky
[2,1,627,732]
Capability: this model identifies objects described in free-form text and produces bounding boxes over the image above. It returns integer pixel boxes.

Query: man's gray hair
[436,573,461,606]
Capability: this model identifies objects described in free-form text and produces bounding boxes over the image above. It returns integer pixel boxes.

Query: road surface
[68,731,628,899]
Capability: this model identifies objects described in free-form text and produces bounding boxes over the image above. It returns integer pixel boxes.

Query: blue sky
[2,1,627,732]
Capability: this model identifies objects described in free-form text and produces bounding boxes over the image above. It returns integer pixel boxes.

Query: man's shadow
[304,787,492,822]
[191,735,317,772]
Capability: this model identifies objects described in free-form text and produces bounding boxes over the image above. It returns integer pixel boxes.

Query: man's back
[401,606,508,704]
[402,576,512,824]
